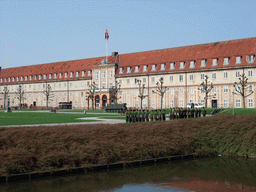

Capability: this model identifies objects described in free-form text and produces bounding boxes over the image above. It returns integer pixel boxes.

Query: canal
[0,157,255,192]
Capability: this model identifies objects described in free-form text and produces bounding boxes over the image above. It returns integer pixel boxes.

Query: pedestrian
[202,107,206,117]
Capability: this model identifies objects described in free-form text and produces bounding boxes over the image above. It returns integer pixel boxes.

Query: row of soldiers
[169,107,206,119]
[125,107,207,122]
[125,109,167,123]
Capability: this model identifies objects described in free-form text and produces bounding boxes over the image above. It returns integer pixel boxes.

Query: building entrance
[212,100,217,108]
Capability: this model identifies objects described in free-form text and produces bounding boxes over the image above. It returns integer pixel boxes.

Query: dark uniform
[145,110,149,121]
[169,108,173,120]
[142,110,145,122]
[202,107,206,117]
[187,108,191,118]
[195,108,198,118]
[191,108,194,118]
[150,110,154,121]
[162,110,166,121]
[198,108,202,117]
[125,110,129,123]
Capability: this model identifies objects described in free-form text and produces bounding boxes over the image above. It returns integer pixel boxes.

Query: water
[0,157,255,192]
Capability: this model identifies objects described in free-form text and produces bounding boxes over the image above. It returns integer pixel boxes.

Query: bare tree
[1,86,9,109]
[86,81,97,110]
[234,73,253,108]
[43,84,54,109]
[136,79,147,109]
[198,75,215,108]
[110,80,121,103]
[15,85,25,109]
[155,78,168,109]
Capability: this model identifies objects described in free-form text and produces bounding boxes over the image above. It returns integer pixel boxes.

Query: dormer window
[151,64,156,71]
[223,57,230,65]
[76,71,79,77]
[34,75,37,80]
[12,77,15,82]
[119,67,123,74]
[49,74,52,79]
[65,72,68,78]
[82,71,85,76]
[212,58,218,66]
[16,77,19,81]
[236,56,242,64]
[180,62,185,69]
[127,67,131,73]
[247,55,255,63]
[29,76,32,81]
[4,78,7,82]
[0,78,2,83]
[54,73,57,79]
[190,61,195,68]
[135,66,139,72]
[143,65,148,72]
[88,70,91,76]
[25,76,28,81]
[70,72,74,78]
[59,73,62,78]
[39,75,42,80]
[44,74,47,79]
[20,77,23,81]
[160,63,166,70]
[201,59,207,67]
[8,77,11,82]
[170,62,175,69]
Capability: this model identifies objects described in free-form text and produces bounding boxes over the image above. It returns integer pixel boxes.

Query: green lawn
[219,108,256,115]
[0,112,124,126]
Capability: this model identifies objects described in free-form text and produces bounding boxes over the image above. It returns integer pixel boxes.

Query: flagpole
[106,38,108,64]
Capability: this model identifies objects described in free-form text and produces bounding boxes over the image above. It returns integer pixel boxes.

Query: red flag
[105,29,109,40]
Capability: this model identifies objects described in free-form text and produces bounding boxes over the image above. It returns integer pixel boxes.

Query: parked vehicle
[187,102,205,108]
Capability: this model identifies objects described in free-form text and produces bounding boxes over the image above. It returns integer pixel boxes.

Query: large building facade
[0,37,256,109]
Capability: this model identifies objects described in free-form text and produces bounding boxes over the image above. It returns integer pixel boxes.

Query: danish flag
[105,29,109,40]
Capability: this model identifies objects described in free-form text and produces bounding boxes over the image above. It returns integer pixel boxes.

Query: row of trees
[0,72,253,109]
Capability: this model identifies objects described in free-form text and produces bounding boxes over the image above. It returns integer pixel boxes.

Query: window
[201,74,205,80]
[223,57,230,65]
[151,100,155,108]
[109,83,113,88]
[235,71,240,78]
[189,87,194,94]
[248,85,253,92]
[75,82,78,87]
[201,88,205,93]
[119,91,122,96]
[160,63,166,70]
[180,88,184,94]
[64,83,66,87]
[75,92,78,97]
[170,75,173,82]
[127,100,130,107]
[170,62,175,69]
[248,70,253,77]
[70,92,72,97]
[76,71,79,77]
[201,59,207,67]
[212,73,216,79]
[189,74,193,81]
[151,77,155,83]
[81,82,84,87]
[21,77,23,81]
[65,72,68,78]
[101,71,105,78]
[170,100,174,107]
[126,79,130,84]
[34,75,37,80]
[87,81,90,86]
[59,83,61,88]
[236,99,241,108]
[224,100,229,108]
[81,101,84,107]
[223,71,228,79]
[126,90,130,96]
[135,66,139,72]
[247,55,255,63]
[29,76,32,81]
[17,77,19,81]
[179,100,184,107]
[49,74,52,79]
[248,99,253,108]
[151,64,156,71]
[179,75,183,82]
[119,79,122,84]
[119,68,123,74]
[212,86,217,93]
[212,58,218,66]
[82,71,85,77]
[236,56,242,64]
[88,71,91,76]
[143,89,147,95]
[143,65,148,72]
[102,83,105,88]
[59,93,61,97]
[143,78,146,83]
[109,71,113,78]
[70,72,74,78]
[180,62,185,69]
[170,88,174,94]
[95,72,98,79]
[38,85,40,89]
[12,77,15,82]
[223,86,228,93]
[143,100,147,108]
[44,74,47,79]
[127,67,131,73]
[190,61,195,68]
[54,73,57,79]
[59,73,62,78]
[135,90,138,96]
[70,82,72,87]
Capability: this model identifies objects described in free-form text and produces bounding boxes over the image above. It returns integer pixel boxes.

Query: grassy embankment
[0,114,255,176]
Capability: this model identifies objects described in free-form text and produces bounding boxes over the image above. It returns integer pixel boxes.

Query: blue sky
[1,0,256,68]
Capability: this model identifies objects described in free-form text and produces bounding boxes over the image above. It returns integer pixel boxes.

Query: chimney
[0,67,1,71]
[112,52,118,57]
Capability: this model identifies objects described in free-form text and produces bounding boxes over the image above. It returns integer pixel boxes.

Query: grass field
[219,108,256,115]
[0,112,125,126]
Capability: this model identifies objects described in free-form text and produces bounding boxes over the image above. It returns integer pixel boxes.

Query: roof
[1,37,256,84]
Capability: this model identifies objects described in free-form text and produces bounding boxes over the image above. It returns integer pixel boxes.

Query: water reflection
[0,157,255,192]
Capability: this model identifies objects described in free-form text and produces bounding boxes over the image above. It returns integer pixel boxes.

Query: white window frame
[135,66,139,72]
[143,65,148,72]
[160,63,166,70]
[76,71,79,77]
[223,57,230,65]
[119,68,123,74]
[65,72,68,78]
[59,73,62,78]
[170,88,174,94]
[248,70,253,77]
[109,71,113,78]
[151,77,155,83]
[201,74,205,80]
[151,64,156,71]
[179,88,184,94]
[201,59,207,67]
[70,72,74,78]
[223,71,228,79]
[170,75,173,82]
[179,100,184,108]
[224,100,229,108]
[179,75,183,82]
[180,62,185,69]
[170,62,175,69]
[44,74,47,79]
[236,99,241,108]
[189,87,194,94]
[126,79,130,84]
[212,73,216,79]
[235,71,240,78]
[127,67,131,73]
[248,99,253,108]
[236,56,242,64]
[190,61,195,68]
[189,74,193,81]
[247,55,255,63]
[88,71,91,76]
[82,71,85,77]
[212,86,217,93]
[223,86,229,93]
[212,58,218,66]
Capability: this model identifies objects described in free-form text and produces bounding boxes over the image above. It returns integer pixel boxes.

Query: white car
[187,102,205,108]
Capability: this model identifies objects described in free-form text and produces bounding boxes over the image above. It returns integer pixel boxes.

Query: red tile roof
[1,37,256,84]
